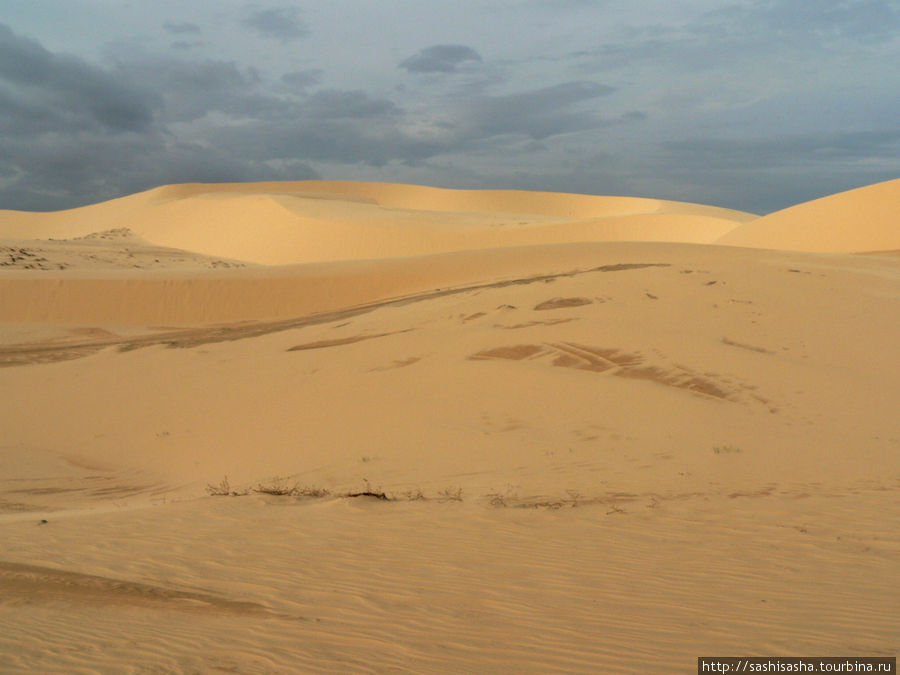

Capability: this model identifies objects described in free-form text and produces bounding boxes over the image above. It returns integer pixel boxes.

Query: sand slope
[0,180,897,672]
[716,177,900,253]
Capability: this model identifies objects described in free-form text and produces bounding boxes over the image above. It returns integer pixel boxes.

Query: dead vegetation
[205,476,250,497]
[207,476,423,502]
[207,476,656,513]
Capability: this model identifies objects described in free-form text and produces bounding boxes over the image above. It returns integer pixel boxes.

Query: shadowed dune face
[0,179,898,672]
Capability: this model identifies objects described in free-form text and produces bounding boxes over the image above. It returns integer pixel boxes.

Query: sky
[0,0,898,214]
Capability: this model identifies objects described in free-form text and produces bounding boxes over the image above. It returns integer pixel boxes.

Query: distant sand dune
[0,177,897,326]
[0,180,755,265]
[716,177,900,253]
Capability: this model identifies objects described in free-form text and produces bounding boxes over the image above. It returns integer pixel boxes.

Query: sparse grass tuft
[483,485,518,507]
[207,476,650,514]
[206,476,231,496]
[294,485,331,498]
[436,486,463,502]
[254,477,332,498]
[713,445,742,454]
[486,492,508,507]
[206,476,250,496]
[207,476,330,498]
[254,476,299,496]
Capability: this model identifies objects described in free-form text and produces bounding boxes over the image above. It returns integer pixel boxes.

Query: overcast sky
[1,0,898,213]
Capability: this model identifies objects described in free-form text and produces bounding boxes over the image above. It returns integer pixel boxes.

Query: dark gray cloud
[577,0,900,72]
[211,118,443,167]
[653,129,900,212]
[0,24,158,134]
[534,0,607,6]
[281,69,322,91]
[0,19,638,211]
[0,23,319,210]
[163,21,202,35]
[662,130,900,171]
[206,80,627,172]
[0,129,319,211]
[698,0,900,43]
[303,89,401,120]
[647,164,900,215]
[457,81,616,140]
[552,0,900,213]
[2,7,895,216]
[399,45,483,73]
[241,8,309,42]
[171,41,204,51]
[105,53,266,123]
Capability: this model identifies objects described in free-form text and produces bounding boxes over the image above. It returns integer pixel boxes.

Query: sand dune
[0,180,897,672]
[0,180,754,265]
[716,177,900,253]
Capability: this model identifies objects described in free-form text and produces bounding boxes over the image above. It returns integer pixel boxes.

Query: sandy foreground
[0,180,897,673]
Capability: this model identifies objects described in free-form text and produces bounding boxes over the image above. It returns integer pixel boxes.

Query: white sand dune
[0,179,897,672]
[716,177,900,253]
[0,180,754,265]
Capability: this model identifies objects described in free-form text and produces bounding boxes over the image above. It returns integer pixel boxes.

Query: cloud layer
[399,45,483,73]
[0,21,632,210]
[0,1,898,213]
[241,8,309,42]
